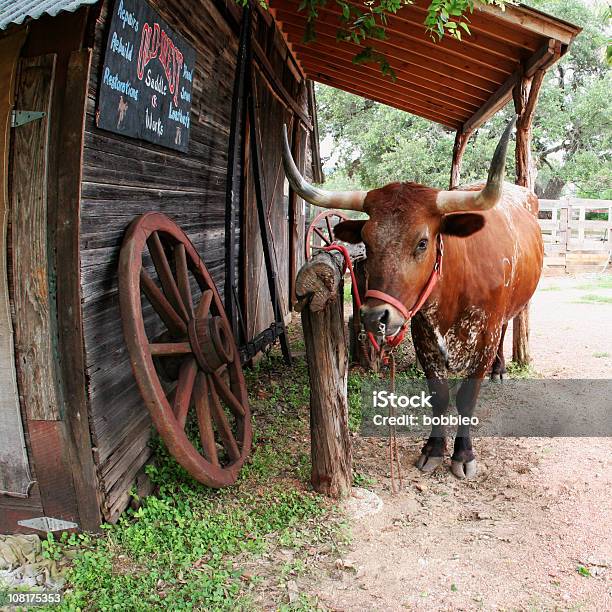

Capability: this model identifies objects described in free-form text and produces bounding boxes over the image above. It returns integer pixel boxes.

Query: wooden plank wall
[80,0,315,521]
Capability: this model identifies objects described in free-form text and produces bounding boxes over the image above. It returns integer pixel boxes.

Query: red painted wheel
[305,210,349,260]
[119,213,251,487]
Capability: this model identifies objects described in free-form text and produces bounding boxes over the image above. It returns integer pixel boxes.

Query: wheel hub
[188,314,234,372]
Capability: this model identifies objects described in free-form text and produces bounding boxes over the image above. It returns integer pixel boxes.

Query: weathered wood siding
[80,0,315,520]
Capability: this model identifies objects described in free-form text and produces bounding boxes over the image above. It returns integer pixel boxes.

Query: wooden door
[3,52,80,528]
[243,73,293,341]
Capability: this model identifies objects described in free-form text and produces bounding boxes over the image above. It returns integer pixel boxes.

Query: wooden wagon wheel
[305,210,349,260]
[119,212,251,487]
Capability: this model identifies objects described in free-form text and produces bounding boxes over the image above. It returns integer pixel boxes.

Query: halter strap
[364,235,444,343]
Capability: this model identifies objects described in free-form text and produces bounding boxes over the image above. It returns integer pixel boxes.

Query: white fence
[538,198,612,271]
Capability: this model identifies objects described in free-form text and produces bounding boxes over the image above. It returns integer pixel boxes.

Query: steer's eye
[415,238,428,253]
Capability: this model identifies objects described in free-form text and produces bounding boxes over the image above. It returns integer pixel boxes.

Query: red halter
[364,235,444,348]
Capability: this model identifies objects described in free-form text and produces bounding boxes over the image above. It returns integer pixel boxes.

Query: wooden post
[296,251,352,498]
[449,129,472,189]
[512,68,545,365]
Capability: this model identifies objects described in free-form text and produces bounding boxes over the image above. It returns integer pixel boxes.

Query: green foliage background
[316,0,611,200]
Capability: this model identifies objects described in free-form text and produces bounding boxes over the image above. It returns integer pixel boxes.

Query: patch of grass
[51,344,343,611]
[353,471,376,488]
[577,565,591,577]
[505,361,536,379]
[593,351,610,358]
[574,293,612,304]
[347,371,365,432]
[540,284,562,291]
[576,276,612,291]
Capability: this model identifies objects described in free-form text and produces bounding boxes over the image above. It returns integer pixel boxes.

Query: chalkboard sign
[96,0,196,152]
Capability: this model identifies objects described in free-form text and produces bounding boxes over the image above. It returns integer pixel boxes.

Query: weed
[505,361,536,379]
[51,343,343,611]
[353,471,376,487]
[577,565,591,577]
[593,351,610,358]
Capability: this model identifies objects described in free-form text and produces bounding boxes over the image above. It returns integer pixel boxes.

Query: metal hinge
[11,110,46,128]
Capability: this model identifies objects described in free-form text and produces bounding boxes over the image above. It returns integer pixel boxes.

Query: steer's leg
[490,322,508,381]
[451,377,482,479]
[416,377,449,473]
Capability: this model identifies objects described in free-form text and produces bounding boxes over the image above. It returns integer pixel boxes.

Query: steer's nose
[360,305,390,334]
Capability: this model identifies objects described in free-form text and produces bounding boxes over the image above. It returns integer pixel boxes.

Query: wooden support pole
[449,128,473,189]
[512,68,546,366]
[296,251,352,498]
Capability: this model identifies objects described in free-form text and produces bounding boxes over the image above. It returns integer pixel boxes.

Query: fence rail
[538,198,611,271]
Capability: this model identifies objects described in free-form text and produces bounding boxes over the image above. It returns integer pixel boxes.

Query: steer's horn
[436,116,517,213]
[281,124,367,211]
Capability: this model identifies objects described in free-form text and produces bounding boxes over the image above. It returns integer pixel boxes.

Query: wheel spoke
[149,342,192,356]
[325,215,333,241]
[195,374,220,466]
[174,243,193,318]
[207,375,241,461]
[313,226,331,245]
[211,371,245,417]
[174,357,198,428]
[140,270,187,337]
[147,232,189,321]
[195,289,213,319]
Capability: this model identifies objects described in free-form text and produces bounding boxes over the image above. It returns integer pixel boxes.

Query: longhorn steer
[282,119,543,479]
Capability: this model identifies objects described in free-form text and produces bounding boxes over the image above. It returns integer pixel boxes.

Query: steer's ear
[334,219,366,244]
[440,213,485,237]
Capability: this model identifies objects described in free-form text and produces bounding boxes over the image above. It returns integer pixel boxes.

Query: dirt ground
[302,273,612,611]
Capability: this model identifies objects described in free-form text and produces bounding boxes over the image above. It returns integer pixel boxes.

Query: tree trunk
[296,252,352,498]
[449,129,472,189]
[512,306,530,365]
[512,70,545,366]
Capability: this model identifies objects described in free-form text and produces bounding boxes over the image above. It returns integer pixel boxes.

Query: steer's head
[282,119,515,336]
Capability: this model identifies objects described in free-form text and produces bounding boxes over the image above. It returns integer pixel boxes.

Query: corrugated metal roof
[0,0,99,30]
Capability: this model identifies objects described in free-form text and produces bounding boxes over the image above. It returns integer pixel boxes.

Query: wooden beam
[348,0,532,60]
[302,57,479,115]
[462,39,561,133]
[405,0,542,51]
[278,0,518,75]
[475,2,581,46]
[56,48,103,531]
[310,72,461,129]
[307,66,468,123]
[294,42,490,105]
[291,36,496,96]
[278,15,506,91]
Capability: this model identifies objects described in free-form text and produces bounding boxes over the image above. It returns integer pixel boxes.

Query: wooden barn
[0,0,320,533]
[0,0,579,535]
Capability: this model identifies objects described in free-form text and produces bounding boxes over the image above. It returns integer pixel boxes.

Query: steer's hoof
[416,454,444,473]
[451,459,478,480]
